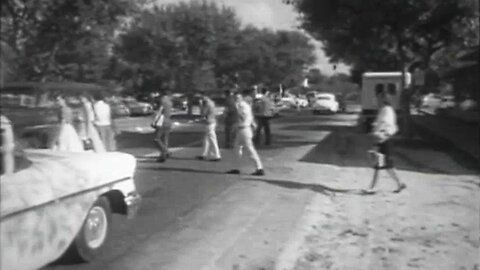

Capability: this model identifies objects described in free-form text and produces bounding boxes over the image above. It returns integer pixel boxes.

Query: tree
[286,0,478,135]
[1,0,139,81]
[115,1,242,93]
[116,0,316,94]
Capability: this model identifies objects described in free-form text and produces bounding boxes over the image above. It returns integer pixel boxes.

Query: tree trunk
[396,38,414,139]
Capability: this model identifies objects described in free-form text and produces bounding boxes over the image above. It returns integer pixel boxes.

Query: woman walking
[365,85,406,194]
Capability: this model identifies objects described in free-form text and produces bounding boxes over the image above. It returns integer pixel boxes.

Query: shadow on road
[243,177,369,196]
[138,165,228,175]
[298,125,480,176]
[117,131,203,150]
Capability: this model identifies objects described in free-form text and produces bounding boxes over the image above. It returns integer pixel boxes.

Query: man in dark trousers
[153,91,172,162]
[223,89,237,148]
[253,88,274,146]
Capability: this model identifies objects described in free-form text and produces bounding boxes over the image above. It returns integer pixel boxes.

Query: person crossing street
[227,91,265,176]
[223,89,238,149]
[153,91,173,162]
[253,87,274,146]
[196,92,222,161]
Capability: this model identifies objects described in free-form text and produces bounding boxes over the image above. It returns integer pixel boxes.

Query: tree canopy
[286,0,479,80]
[1,0,140,82]
[115,1,316,93]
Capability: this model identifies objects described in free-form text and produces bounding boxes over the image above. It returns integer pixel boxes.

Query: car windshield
[317,96,333,100]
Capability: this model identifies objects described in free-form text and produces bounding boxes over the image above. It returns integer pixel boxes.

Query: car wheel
[69,196,112,262]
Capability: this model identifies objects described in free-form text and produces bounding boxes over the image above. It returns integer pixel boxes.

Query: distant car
[172,95,188,111]
[280,96,297,108]
[297,97,309,108]
[312,93,339,114]
[109,100,131,118]
[439,95,455,109]
[122,98,154,116]
[421,93,442,109]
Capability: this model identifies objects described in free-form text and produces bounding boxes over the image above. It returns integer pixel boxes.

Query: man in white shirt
[93,93,116,151]
[196,93,221,161]
[227,92,264,176]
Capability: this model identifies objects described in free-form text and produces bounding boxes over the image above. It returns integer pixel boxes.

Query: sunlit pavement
[45,105,479,270]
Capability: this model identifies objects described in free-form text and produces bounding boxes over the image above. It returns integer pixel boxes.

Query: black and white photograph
[1,0,479,269]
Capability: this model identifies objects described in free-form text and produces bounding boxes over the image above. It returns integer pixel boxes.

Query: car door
[0,155,60,270]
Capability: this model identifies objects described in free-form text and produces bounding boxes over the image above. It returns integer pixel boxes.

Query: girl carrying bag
[151,109,164,129]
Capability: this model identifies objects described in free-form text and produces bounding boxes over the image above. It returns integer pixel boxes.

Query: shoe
[393,183,407,193]
[251,169,265,176]
[227,169,240,174]
[196,156,206,160]
[209,158,221,162]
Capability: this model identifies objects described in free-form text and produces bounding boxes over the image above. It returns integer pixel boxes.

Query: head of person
[261,87,268,95]
[234,91,243,102]
[224,89,231,97]
[199,91,209,101]
[55,95,66,106]
[93,92,105,102]
[80,94,91,104]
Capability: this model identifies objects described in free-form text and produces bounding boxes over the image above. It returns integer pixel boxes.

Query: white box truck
[360,71,411,132]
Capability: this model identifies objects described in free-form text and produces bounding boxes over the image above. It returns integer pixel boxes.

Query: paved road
[44,106,361,270]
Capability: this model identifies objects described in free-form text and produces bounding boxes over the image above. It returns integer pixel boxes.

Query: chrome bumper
[124,191,142,219]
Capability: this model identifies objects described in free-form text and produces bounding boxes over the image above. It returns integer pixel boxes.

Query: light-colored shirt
[202,98,217,124]
[236,100,254,128]
[93,100,112,126]
[373,105,398,136]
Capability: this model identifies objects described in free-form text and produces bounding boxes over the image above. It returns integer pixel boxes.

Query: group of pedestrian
[150,86,405,192]
[152,89,266,176]
[54,93,116,152]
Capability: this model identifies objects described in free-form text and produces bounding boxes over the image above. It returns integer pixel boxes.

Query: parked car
[297,96,309,108]
[171,94,188,111]
[421,93,442,109]
[109,99,131,118]
[0,82,141,270]
[312,93,339,114]
[122,98,154,116]
[439,95,455,109]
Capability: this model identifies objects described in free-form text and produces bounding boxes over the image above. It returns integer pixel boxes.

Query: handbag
[83,138,94,150]
[151,113,164,128]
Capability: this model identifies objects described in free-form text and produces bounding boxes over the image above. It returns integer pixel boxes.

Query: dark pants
[154,126,171,158]
[224,119,236,148]
[375,139,394,169]
[254,116,271,145]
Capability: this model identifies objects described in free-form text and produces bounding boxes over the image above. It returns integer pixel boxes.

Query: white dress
[53,106,84,152]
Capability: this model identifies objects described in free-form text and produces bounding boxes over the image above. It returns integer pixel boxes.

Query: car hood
[1,150,136,218]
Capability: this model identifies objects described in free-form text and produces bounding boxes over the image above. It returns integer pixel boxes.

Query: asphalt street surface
[42,105,365,270]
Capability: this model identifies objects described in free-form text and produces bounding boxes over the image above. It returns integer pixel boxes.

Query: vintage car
[122,97,154,116]
[0,82,141,270]
[312,93,340,114]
